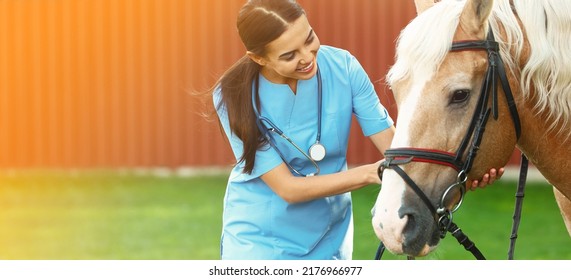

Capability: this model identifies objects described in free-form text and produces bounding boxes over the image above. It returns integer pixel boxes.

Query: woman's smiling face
[250,14,321,86]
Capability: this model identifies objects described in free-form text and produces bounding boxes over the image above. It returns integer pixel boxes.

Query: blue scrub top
[214,45,393,259]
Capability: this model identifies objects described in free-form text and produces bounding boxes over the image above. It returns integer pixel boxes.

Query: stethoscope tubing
[252,69,324,176]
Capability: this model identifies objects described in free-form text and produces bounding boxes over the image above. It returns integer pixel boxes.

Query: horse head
[371,0,522,257]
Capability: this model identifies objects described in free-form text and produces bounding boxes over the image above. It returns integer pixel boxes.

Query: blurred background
[1,0,567,260]
[0,0,421,168]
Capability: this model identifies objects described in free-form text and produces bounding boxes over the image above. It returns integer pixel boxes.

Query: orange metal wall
[0,0,237,168]
[0,0,519,168]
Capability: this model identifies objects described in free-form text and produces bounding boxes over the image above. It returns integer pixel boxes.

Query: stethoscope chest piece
[309,142,326,161]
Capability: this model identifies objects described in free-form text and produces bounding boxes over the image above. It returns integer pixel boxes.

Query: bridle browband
[375,29,528,260]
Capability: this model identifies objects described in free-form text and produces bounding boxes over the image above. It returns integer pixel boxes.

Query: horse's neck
[517,102,571,198]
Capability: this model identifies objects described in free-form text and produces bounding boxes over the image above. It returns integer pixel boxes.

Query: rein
[375,30,529,260]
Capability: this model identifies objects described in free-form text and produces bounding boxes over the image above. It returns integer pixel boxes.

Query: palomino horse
[372,0,571,258]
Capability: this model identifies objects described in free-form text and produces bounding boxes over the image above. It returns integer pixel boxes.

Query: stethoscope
[252,69,326,177]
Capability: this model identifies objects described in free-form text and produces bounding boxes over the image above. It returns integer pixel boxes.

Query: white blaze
[372,77,429,253]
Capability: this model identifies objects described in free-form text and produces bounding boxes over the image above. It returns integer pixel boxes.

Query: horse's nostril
[402,213,416,236]
[398,208,429,255]
[398,209,417,237]
[398,205,441,256]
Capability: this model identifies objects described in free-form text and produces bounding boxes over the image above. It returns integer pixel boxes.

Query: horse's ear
[460,0,494,37]
[414,0,435,15]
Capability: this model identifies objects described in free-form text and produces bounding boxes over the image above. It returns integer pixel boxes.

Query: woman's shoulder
[318,45,359,74]
[318,45,353,59]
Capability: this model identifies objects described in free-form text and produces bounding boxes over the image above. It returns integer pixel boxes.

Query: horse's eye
[450,89,470,104]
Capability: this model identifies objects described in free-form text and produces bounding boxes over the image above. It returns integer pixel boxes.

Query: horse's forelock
[387,1,464,86]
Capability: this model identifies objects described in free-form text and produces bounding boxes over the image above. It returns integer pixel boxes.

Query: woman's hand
[468,167,505,191]
[367,160,384,185]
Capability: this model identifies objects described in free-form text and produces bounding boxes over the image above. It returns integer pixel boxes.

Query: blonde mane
[387,0,571,138]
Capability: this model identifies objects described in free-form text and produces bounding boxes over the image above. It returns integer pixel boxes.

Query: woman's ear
[247,51,266,66]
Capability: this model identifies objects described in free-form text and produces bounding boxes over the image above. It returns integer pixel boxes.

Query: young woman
[211,0,502,259]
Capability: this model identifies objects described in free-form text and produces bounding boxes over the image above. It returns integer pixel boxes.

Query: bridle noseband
[376,29,525,260]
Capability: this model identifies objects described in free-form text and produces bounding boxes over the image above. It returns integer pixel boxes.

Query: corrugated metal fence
[0,0,519,169]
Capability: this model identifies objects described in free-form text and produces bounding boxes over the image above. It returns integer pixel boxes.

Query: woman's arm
[260,161,381,204]
[368,125,396,156]
[260,127,395,204]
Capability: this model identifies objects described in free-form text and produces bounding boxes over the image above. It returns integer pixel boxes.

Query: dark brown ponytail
[214,0,305,174]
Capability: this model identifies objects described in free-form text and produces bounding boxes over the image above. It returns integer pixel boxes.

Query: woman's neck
[260,68,298,94]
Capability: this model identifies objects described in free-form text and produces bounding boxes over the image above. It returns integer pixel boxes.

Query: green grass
[0,170,227,259]
[0,169,569,260]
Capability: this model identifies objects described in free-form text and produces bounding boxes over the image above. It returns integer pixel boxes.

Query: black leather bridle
[375,29,529,260]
